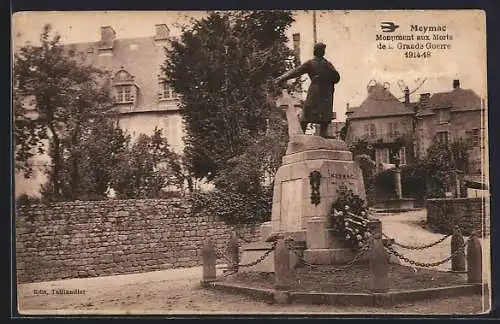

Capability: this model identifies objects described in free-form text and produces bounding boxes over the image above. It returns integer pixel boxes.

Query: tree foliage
[163,10,296,181]
[376,138,470,200]
[14,24,113,198]
[163,11,296,224]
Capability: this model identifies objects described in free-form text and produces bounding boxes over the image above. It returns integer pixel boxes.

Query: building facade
[414,79,484,174]
[346,79,485,176]
[15,24,185,197]
[345,83,416,170]
[74,24,184,153]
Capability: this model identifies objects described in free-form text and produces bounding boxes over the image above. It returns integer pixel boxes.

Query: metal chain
[293,244,370,273]
[382,232,451,250]
[238,240,278,268]
[385,239,466,268]
[213,247,233,263]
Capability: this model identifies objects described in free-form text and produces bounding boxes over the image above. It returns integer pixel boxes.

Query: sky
[12,10,487,122]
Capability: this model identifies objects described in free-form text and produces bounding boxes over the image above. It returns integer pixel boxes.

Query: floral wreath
[330,186,372,250]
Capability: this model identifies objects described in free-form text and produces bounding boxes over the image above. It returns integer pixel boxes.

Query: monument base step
[303,248,356,265]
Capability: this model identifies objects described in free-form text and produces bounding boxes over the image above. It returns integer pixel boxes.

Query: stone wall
[426,197,489,235]
[15,198,260,283]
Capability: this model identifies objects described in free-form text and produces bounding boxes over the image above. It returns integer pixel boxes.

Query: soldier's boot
[300,121,308,134]
[319,122,329,138]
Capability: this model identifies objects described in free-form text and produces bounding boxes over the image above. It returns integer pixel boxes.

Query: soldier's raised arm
[275,61,310,85]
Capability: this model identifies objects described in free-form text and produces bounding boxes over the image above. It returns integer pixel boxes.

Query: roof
[67,36,171,113]
[347,84,415,120]
[416,88,481,116]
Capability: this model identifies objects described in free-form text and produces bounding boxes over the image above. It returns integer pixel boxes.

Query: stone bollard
[451,225,466,272]
[467,231,483,284]
[228,232,240,272]
[201,239,216,286]
[369,233,389,293]
[274,237,291,304]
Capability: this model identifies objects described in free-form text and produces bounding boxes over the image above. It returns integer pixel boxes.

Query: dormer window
[159,82,176,100]
[116,85,133,103]
[112,68,138,105]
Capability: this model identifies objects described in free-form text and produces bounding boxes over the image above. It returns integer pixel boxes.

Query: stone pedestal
[271,135,365,265]
[271,136,365,235]
[241,134,369,268]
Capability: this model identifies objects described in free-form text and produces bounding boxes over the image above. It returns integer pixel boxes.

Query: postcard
[13,10,489,315]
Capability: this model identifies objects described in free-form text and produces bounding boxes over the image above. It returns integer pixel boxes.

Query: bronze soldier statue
[275,42,340,138]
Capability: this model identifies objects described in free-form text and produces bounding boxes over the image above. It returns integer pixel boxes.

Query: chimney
[404,87,410,104]
[155,24,170,41]
[453,79,460,89]
[419,93,431,109]
[98,26,115,56]
[345,102,353,117]
[292,33,301,65]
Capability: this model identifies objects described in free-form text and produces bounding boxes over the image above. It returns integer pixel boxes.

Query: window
[112,69,136,104]
[365,123,377,138]
[438,109,450,124]
[465,131,473,147]
[159,82,176,100]
[399,147,407,165]
[388,122,400,138]
[436,131,449,145]
[375,148,389,165]
[115,85,132,103]
[472,129,480,147]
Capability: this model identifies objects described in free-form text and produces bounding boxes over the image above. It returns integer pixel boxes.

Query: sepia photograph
[12,9,490,315]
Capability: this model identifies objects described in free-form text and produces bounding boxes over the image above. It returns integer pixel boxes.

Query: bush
[16,194,42,206]
[189,187,272,225]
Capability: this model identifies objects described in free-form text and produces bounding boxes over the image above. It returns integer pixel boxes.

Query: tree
[198,107,289,224]
[110,128,185,199]
[349,140,377,204]
[73,116,130,199]
[398,138,469,200]
[163,10,296,181]
[14,24,113,198]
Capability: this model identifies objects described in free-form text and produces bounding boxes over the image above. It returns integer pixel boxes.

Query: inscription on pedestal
[280,179,302,232]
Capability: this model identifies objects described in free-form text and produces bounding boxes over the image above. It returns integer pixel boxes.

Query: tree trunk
[47,123,61,198]
[70,123,80,200]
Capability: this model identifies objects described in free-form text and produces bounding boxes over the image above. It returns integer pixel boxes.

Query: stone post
[453,170,461,198]
[228,232,239,272]
[201,239,216,285]
[451,226,466,272]
[367,219,382,238]
[369,233,389,293]
[394,166,402,200]
[274,237,291,304]
[467,231,483,284]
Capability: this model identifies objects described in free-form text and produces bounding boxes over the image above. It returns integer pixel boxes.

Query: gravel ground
[17,265,488,315]
[16,209,491,315]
